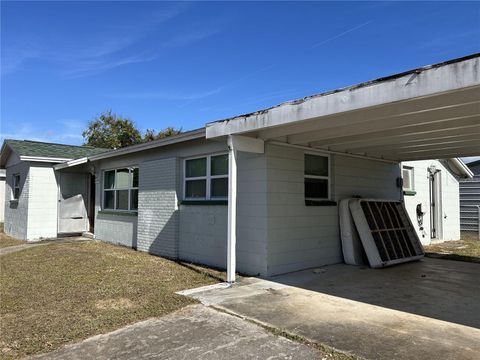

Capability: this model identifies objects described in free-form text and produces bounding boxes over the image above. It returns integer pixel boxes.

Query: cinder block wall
[4,161,30,240]
[265,143,401,276]
[95,213,138,247]
[137,158,179,258]
[27,164,58,239]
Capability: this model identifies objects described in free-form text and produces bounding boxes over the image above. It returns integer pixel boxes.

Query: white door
[429,170,442,240]
[58,173,89,234]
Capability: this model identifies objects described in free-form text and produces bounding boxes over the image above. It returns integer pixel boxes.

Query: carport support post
[227,135,237,283]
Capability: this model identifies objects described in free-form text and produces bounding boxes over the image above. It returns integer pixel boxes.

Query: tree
[83,110,183,149]
[142,127,182,142]
[83,110,142,149]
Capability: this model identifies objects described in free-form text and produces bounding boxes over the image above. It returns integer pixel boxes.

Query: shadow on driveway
[183,258,480,360]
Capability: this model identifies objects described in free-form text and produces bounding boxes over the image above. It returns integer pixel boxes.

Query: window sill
[305,200,337,206]
[403,190,417,196]
[98,210,138,216]
[180,200,228,205]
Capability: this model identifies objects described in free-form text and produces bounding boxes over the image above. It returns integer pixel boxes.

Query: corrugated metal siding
[460,169,480,237]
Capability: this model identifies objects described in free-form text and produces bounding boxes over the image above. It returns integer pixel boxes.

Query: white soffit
[206,54,480,162]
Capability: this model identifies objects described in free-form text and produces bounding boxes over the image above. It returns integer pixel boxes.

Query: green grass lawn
[0,241,224,359]
[424,237,480,263]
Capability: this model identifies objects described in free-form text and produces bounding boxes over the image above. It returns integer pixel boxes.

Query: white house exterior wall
[26,163,58,239]
[265,143,401,276]
[403,160,461,245]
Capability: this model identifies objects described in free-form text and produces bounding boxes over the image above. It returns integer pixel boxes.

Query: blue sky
[1,1,479,160]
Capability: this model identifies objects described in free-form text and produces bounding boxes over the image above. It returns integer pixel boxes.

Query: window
[103,167,139,211]
[184,154,228,200]
[12,174,20,200]
[304,153,330,200]
[402,166,414,192]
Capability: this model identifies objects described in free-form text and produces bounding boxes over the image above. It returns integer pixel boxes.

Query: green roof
[3,139,109,160]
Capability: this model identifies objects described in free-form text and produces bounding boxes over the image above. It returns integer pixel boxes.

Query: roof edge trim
[88,128,206,162]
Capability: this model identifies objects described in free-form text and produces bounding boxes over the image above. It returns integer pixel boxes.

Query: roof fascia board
[206,56,480,138]
[451,158,474,178]
[19,156,72,163]
[88,128,206,162]
[53,157,88,170]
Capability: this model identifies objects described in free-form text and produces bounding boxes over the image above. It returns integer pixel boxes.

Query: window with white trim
[103,167,139,211]
[304,153,330,200]
[12,174,20,200]
[402,166,414,192]
[184,154,228,200]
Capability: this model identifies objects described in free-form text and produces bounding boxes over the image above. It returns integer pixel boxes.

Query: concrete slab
[31,305,324,360]
[186,258,480,360]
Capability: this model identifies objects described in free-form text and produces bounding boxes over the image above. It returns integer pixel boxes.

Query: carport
[183,257,480,360]
[205,54,480,282]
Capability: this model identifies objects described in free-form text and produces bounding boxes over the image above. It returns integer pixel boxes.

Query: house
[460,159,480,238]
[0,140,107,240]
[1,54,479,281]
[0,169,5,222]
[401,159,472,245]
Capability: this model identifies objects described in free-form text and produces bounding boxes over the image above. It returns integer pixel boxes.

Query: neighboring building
[0,140,107,240]
[1,54,479,280]
[460,160,480,238]
[0,169,5,222]
[402,159,472,245]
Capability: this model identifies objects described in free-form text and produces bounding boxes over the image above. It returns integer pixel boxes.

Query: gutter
[451,158,474,178]
[20,156,72,163]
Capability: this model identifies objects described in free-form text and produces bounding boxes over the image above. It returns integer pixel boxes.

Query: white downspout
[227,135,237,283]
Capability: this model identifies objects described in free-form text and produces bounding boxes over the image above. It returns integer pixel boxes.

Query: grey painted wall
[91,138,402,277]
[4,161,30,240]
[0,176,5,223]
[95,213,138,248]
[137,157,179,258]
[93,139,231,269]
[236,151,268,275]
[179,204,227,268]
[264,143,401,276]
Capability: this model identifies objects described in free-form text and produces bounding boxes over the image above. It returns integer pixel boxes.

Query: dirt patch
[0,230,25,249]
[425,238,480,263]
[95,298,136,311]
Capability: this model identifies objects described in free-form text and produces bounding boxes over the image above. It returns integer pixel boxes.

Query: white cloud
[311,21,372,48]
[163,28,220,47]
[2,3,198,78]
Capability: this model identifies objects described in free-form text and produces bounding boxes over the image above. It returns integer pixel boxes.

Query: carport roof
[0,139,108,165]
[206,53,480,162]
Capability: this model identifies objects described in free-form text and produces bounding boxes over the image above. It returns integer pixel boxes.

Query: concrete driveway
[31,305,325,360]
[183,258,480,360]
